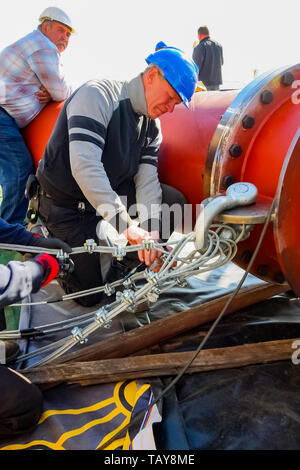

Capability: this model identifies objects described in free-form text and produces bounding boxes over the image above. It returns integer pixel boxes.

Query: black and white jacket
[37,74,162,231]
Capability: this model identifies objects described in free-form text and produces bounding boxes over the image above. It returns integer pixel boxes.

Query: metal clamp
[84,239,97,254]
[71,327,88,345]
[112,245,127,261]
[95,307,112,329]
[57,251,74,279]
[104,283,115,297]
[123,278,136,290]
[147,287,160,303]
[144,270,159,286]
[176,278,187,288]
[142,238,155,251]
[118,289,136,313]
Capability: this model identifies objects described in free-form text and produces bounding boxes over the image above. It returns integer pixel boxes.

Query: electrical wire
[3,220,255,369]
[96,198,276,450]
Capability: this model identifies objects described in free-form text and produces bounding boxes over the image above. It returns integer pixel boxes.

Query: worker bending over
[31,47,198,307]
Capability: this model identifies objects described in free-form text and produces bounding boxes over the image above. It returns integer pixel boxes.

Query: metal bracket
[194,182,258,251]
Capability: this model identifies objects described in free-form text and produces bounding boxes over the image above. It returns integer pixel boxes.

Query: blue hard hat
[146,48,199,108]
[155,41,167,51]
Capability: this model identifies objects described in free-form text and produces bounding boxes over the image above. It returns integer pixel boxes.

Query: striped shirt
[0,29,72,128]
[38,75,163,232]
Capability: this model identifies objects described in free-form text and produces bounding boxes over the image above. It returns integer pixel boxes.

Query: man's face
[42,21,71,53]
[144,68,182,119]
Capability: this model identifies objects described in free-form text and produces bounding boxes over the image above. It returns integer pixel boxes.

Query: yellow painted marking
[97,414,130,450]
[1,408,121,451]
[0,440,65,451]
[0,381,151,451]
[38,396,115,424]
[123,381,139,408]
[113,382,132,417]
[56,408,120,447]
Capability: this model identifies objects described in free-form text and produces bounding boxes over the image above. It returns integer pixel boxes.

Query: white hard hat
[39,7,74,33]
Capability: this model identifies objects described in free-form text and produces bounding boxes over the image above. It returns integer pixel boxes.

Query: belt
[39,189,95,213]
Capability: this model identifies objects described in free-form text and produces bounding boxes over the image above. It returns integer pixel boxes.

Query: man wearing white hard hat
[0,7,73,226]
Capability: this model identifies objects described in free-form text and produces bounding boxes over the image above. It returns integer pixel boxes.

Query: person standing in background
[192,26,223,91]
[0,7,74,225]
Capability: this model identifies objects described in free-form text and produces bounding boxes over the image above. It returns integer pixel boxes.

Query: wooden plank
[58,282,289,364]
[23,337,297,386]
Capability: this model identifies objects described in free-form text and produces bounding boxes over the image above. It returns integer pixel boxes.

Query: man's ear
[41,21,51,36]
[146,67,158,85]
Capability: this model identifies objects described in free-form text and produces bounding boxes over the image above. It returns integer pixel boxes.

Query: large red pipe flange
[203,64,300,285]
[274,128,300,296]
[21,65,300,290]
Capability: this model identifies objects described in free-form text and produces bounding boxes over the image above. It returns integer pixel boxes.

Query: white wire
[5,223,246,368]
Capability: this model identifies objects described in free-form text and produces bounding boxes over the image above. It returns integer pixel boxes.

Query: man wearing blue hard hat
[31,46,198,307]
[145,47,199,111]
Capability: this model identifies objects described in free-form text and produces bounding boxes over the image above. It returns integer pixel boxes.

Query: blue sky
[2,0,299,89]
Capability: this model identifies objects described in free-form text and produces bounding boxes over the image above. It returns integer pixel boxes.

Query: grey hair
[37,19,53,31]
[143,63,164,77]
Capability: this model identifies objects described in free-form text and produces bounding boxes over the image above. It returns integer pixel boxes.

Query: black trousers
[38,184,187,307]
[39,197,104,307]
[0,366,43,439]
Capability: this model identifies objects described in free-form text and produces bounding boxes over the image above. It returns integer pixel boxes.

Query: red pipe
[21,64,300,294]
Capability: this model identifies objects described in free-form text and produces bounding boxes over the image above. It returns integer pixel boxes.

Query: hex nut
[242,115,255,129]
[229,144,243,158]
[260,90,273,104]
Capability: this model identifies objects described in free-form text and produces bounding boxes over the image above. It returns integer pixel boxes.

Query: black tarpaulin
[1,262,300,450]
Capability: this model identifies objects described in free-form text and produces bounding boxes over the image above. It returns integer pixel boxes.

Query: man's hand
[31,235,72,253]
[123,226,162,267]
[35,86,52,104]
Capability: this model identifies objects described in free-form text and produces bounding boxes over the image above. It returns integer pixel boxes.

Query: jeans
[0,107,34,225]
[39,195,105,307]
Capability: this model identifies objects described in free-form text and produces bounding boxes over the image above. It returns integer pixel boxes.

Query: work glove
[30,234,72,253]
[30,253,60,287]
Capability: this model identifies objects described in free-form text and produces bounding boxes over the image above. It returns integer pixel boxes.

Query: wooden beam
[57,282,289,364]
[23,337,297,386]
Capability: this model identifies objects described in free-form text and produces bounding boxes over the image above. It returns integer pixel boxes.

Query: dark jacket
[192,36,224,87]
[37,75,162,232]
[0,218,34,245]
